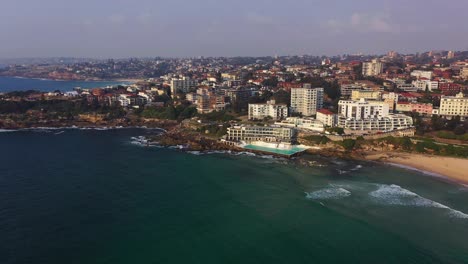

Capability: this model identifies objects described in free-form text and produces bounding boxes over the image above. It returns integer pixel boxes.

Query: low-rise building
[248,100,288,120]
[275,117,325,132]
[351,90,382,101]
[316,109,338,127]
[396,102,433,115]
[226,126,297,143]
[338,114,413,131]
[439,92,468,118]
[338,99,390,120]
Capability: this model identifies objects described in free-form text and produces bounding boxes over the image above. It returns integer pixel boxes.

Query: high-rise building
[362,59,384,76]
[170,77,197,96]
[290,85,324,116]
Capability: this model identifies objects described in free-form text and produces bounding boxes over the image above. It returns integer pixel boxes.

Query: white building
[412,80,439,91]
[338,114,413,131]
[248,100,288,120]
[170,77,197,95]
[290,85,324,116]
[226,126,297,143]
[316,109,338,127]
[410,70,433,80]
[439,92,468,118]
[275,117,325,132]
[362,59,384,76]
[338,99,389,120]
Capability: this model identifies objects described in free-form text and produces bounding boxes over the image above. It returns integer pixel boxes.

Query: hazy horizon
[2,0,468,58]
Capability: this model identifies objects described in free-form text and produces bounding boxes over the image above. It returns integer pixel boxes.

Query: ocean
[0,76,131,92]
[1,128,467,263]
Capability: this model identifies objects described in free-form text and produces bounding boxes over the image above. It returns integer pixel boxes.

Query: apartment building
[290,85,324,116]
[396,102,433,115]
[338,99,389,120]
[248,100,288,120]
[316,109,338,127]
[351,90,382,101]
[410,70,433,80]
[439,92,468,118]
[338,114,414,131]
[362,59,383,76]
[170,77,197,95]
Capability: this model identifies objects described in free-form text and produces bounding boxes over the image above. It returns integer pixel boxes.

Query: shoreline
[361,151,468,186]
[0,75,139,83]
[1,123,467,186]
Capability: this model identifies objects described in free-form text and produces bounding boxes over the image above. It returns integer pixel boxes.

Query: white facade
[412,80,439,91]
[316,110,338,127]
[248,100,288,120]
[410,70,433,80]
[338,114,413,131]
[439,92,468,117]
[290,86,324,116]
[338,99,390,120]
[275,117,325,132]
[170,77,197,95]
[362,59,383,76]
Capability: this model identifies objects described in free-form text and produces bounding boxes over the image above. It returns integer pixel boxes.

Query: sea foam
[306,187,351,200]
[369,184,468,219]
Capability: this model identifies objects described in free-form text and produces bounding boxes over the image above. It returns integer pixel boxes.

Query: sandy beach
[363,151,468,185]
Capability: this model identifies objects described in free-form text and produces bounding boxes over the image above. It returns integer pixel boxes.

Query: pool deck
[242,144,310,158]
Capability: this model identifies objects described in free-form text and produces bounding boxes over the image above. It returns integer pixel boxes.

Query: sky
[1,0,467,58]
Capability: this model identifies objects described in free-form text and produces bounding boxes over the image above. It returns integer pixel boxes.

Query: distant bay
[0,76,132,92]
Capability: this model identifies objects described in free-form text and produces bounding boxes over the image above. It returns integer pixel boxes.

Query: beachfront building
[170,77,197,95]
[338,114,414,131]
[338,99,389,119]
[226,126,297,143]
[362,59,383,76]
[275,117,325,132]
[439,92,468,118]
[290,85,324,116]
[336,98,412,131]
[248,100,288,120]
[316,109,337,127]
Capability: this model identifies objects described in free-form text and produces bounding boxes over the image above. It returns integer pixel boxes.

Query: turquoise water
[1,128,468,263]
[243,144,307,155]
[0,76,131,92]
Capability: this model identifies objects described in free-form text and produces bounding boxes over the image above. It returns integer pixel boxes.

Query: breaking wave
[370,184,468,219]
[306,187,351,200]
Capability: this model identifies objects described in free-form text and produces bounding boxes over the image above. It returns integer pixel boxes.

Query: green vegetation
[339,139,356,151]
[326,127,345,135]
[0,98,126,118]
[140,104,197,121]
[436,131,468,141]
[198,110,237,122]
[197,124,229,137]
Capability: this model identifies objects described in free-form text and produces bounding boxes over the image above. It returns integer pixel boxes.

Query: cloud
[324,13,398,34]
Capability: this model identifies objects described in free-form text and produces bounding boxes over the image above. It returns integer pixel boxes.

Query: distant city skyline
[1,0,468,58]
